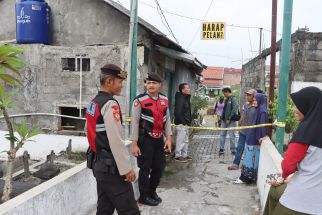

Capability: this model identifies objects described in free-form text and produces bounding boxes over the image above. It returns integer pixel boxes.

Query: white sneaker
[234,177,244,184]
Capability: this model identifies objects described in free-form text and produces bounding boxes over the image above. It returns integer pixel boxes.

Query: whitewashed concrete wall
[257,137,283,211]
[0,143,139,215]
[291,81,322,93]
[0,162,97,215]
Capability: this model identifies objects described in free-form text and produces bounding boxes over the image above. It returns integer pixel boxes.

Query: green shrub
[191,95,208,123]
[269,94,299,134]
[232,86,240,102]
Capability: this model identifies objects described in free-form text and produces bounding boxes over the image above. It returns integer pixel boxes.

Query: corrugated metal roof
[103,0,206,70]
[155,45,206,72]
[103,0,182,50]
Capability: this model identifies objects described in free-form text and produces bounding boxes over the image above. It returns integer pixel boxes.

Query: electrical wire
[139,0,201,21]
[155,3,171,35]
[186,0,214,49]
[190,52,240,60]
[154,0,180,44]
[247,26,254,58]
[138,0,281,35]
[230,62,243,68]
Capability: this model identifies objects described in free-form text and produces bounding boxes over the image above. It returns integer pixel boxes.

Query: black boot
[138,196,159,206]
[151,192,162,203]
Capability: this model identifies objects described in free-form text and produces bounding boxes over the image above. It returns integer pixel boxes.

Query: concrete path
[92,115,260,215]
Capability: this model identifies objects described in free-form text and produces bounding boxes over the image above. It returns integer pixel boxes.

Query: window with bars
[61,58,91,72]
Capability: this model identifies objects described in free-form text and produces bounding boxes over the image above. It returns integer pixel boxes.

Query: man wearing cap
[85,64,140,215]
[131,73,172,206]
[228,89,257,170]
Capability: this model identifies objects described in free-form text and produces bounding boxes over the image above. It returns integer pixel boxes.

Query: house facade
[223,68,241,87]
[201,66,241,97]
[0,0,205,131]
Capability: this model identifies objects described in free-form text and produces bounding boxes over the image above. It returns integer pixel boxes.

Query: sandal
[228,164,239,170]
[234,177,244,184]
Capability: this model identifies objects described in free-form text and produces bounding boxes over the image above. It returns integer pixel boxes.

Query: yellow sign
[201,22,225,40]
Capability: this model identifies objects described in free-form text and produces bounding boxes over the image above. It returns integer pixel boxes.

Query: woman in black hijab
[289,86,322,148]
[263,87,322,215]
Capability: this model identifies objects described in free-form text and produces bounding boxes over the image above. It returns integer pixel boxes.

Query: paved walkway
[92,116,260,215]
[138,116,260,215]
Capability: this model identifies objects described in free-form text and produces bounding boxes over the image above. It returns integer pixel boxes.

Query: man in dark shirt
[174,83,192,163]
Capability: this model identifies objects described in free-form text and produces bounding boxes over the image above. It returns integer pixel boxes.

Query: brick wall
[241,31,322,105]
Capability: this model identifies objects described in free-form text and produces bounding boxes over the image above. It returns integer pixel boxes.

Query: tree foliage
[0,43,24,87]
[0,43,42,202]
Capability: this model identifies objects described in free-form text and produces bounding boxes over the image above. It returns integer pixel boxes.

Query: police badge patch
[86,102,96,116]
[112,105,120,121]
[160,100,166,106]
[113,111,120,121]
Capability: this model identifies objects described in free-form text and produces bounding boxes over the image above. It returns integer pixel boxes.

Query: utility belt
[96,149,117,175]
[147,131,163,138]
[139,128,163,141]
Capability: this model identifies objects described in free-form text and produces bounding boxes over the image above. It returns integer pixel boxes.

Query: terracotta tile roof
[223,68,241,73]
[202,67,224,87]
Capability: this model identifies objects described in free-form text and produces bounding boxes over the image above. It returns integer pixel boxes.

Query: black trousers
[93,161,140,215]
[137,134,166,197]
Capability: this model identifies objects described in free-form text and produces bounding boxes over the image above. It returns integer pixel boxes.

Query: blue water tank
[16,0,51,44]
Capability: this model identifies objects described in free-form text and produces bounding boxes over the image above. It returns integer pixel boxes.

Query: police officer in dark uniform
[131,73,172,206]
[86,64,140,215]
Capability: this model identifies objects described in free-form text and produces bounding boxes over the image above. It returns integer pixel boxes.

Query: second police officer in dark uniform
[86,64,140,215]
[131,73,172,206]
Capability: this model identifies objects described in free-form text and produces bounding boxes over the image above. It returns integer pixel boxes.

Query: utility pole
[259,27,263,55]
[258,27,264,91]
[276,0,293,155]
[79,55,83,117]
[129,0,138,110]
[75,54,82,117]
[77,53,86,118]
[125,0,138,138]
[268,0,278,139]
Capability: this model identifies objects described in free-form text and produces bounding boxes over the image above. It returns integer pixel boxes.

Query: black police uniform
[131,73,172,206]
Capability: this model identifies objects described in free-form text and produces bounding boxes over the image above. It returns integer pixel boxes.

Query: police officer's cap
[145,73,162,83]
[100,64,127,80]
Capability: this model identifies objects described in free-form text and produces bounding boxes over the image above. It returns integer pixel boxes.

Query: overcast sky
[114,0,322,68]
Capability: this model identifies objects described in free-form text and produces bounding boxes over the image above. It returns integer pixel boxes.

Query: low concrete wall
[0,162,97,215]
[257,138,283,211]
[0,143,140,215]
